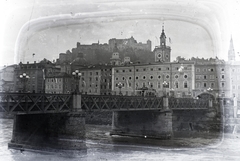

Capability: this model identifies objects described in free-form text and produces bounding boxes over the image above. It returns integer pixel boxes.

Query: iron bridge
[0,93,210,114]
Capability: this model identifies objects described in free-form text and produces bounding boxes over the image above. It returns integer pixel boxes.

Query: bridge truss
[0,93,72,114]
[0,93,210,114]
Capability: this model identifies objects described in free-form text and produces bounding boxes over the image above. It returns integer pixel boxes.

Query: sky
[0,0,240,66]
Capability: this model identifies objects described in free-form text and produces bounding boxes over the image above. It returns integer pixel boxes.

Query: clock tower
[154,25,171,62]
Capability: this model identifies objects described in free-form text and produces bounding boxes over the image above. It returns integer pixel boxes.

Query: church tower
[228,36,235,61]
[154,25,171,62]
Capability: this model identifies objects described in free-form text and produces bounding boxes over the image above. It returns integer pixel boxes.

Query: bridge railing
[0,92,72,114]
[81,95,164,111]
[169,97,209,110]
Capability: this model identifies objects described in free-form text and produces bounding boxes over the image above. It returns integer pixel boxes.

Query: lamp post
[118,82,123,95]
[72,70,82,94]
[162,80,169,110]
[19,73,30,93]
[207,87,214,108]
[162,81,168,96]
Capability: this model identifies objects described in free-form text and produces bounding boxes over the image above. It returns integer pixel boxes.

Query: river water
[1,118,240,161]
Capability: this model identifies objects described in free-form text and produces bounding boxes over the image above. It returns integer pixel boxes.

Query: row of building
[0,27,239,100]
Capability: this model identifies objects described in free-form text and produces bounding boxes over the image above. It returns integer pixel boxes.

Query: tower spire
[228,36,235,61]
[160,23,166,47]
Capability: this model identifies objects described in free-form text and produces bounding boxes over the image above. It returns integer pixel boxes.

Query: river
[1,118,240,161]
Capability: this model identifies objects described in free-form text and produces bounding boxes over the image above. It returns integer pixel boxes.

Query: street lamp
[162,81,168,96]
[72,70,82,94]
[117,82,123,95]
[207,87,213,92]
[19,73,30,93]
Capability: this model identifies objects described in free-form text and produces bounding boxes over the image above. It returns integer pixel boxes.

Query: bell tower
[154,25,171,62]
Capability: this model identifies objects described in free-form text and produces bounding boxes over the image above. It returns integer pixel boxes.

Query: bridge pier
[110,109,172,139]
[9,112,86,151]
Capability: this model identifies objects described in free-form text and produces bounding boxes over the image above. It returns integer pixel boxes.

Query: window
[129,82,132,87]
[196,68,200,72]
[143,76,146,79]
[184,82,188,88]
[150,68,153,71]
[116,70,119,73]
[158,68,161,71]
[96,72,98,75]
[203,83,207,87]
[175,82,179,88]
[166,67,169,70]
[222,83,225,87]
[129,69,132,72]
[166,75,170,79]
[136,76,139,80]
[211,68,214,72]
[129,76,132,80]
[150,83,153,88]
[150,76,153,79]
[116,77,118,80]
[136,69,139,72]
[175,75,179,79]
[122,77,125,80]
[204,75,207,79]
[143,68,146,71]
[158,75,161,79]
[222,75,224,79]
[184,74,188,79]
[158,82,161,88]
[122,70,125,72]
[96,77,98,81]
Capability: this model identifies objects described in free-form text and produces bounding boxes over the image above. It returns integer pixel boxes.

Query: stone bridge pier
[9,112,86,151]
[8,93,86,151]
[110,109,173,139]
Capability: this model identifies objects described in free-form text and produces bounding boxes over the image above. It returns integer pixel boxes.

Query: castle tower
[154,25,171,62]
[110,43,121,66]
[228,36,235,61]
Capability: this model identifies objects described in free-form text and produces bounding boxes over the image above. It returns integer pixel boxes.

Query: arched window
[175,82,179,88]
[184,81,188,88]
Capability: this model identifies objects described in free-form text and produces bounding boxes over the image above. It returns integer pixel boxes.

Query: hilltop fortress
[58,37,151,64]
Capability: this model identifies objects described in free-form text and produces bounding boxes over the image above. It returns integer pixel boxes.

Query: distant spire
[228,36,235,61]
[162,22,164,32]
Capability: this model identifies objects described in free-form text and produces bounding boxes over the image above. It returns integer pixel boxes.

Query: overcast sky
[1,0,240,66]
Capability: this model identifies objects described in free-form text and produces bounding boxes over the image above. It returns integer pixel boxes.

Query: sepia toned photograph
[0,0,240,160]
